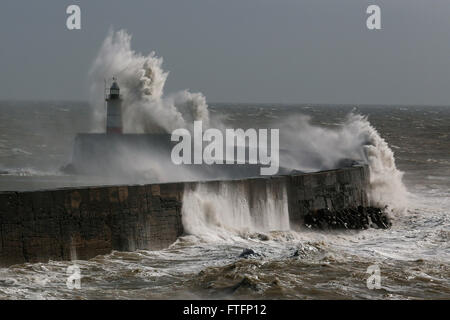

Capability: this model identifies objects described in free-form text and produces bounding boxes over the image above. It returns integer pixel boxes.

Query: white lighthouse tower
[105,78,123,134]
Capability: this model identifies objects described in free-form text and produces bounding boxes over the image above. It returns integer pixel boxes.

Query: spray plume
[89,29,209,134]
[87,30,407,223]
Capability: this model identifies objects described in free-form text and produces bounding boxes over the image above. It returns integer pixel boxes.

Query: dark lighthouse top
[109,81,120,99]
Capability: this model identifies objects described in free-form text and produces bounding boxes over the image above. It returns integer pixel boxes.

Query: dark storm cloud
[0,0,450,105]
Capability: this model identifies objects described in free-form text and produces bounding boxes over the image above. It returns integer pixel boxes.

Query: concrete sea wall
[0,183,184,267]
[0,165,369,267]
[287,165,370,228]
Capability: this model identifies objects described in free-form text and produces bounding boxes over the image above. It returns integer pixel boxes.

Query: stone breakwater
[0,184,184,267]
[0,165,372,267]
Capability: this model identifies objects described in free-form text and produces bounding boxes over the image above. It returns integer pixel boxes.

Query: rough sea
[0,102,449,299]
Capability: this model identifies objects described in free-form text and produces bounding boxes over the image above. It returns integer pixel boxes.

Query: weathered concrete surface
[0,183,184,267]
[0,165,369,267]
[286,165,370,228]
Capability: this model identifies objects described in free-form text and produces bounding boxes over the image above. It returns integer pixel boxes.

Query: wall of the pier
[0,183,183,267]
[286,165,370,228]
[0,165,370,267]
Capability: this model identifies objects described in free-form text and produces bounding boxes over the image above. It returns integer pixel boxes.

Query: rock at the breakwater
[303,206,391,230]
[239,248,263,259]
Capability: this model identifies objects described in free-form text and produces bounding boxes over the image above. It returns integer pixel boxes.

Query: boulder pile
[303,206,391,230]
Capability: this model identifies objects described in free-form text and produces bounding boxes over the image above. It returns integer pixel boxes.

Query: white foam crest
[349,114,409,211]
[88,30,407,212]
[89,29,209,134]
[278,113,408,211]
[181,181,290,242]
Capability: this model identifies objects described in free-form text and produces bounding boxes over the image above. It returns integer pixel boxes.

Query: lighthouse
[105,78,123,134]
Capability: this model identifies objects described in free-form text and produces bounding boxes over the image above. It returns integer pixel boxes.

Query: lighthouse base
[66,133,268,184]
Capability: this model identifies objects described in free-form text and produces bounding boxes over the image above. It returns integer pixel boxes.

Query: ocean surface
[0,101,449,299]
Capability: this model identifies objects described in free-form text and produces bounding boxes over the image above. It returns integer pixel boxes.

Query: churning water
[0,30,448,300]
[0,102,449,300]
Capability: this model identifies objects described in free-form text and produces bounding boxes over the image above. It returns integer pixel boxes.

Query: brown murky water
[0,102,449,299]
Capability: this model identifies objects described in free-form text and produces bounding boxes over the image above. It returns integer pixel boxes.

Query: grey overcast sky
[1,0,450,105]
